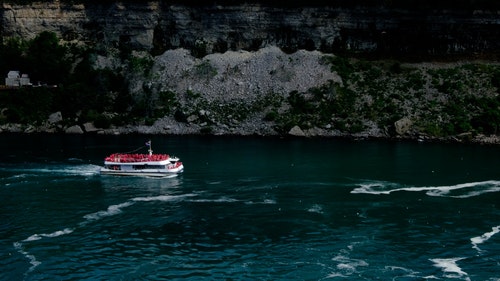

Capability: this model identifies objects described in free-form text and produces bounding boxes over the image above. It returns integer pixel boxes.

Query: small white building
[5,71,31,87]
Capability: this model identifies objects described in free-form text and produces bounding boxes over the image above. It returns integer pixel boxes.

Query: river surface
[0,134,499,280]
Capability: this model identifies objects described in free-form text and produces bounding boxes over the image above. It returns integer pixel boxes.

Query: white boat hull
[100,165,184,177]
[100,142,184,177]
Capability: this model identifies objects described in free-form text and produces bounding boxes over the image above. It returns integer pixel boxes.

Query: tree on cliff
[0,38,28,79]
[26,31,70,85]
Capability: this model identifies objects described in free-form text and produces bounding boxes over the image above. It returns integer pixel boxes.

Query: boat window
[134,165,165,170]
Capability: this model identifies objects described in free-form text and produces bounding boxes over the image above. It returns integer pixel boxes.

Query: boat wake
[351,180,500,198]
[0,163,101,179]
[430,258,471,281]
[13,193,196,274]
[470,225,500,252]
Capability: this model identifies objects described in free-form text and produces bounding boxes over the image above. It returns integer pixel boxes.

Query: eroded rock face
[1,2,159,50]
[2,1,499,57]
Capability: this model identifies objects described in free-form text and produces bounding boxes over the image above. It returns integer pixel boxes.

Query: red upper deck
[104,153,170,163]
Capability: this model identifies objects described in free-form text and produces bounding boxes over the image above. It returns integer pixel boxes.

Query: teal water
[0,134,499,280]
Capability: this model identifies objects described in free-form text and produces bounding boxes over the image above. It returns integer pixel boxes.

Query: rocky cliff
[2,1,500,57]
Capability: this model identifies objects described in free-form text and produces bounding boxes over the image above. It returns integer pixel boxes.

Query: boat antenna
[146,140,153,156]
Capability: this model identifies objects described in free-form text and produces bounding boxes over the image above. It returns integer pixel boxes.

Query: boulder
[3,123,23,133]
[65,125,84,134]
[48,112,63,124]
[187,114,199,123]
[24,125,36,133]
[394,117,413,135]
[83,122,99,132]
[288,125,306,137]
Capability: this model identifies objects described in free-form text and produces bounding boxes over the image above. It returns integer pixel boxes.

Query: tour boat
[100,141,184,177]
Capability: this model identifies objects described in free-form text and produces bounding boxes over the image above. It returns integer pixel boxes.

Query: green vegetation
[194,61,218,80]
[267,55,500,137]
[0,31,160,128]
[0,32,68,86]
[129,56,154,75]
[0,87,55,124]
[192,39,209,59]
[158,53,499,138]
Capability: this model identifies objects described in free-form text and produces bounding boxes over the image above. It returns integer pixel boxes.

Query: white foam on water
[470,225,500,252]
[243,198,277,205]
[82,194,196,223]
[430,258,470,280]
[40,228,74,238]
[307,204,324,214]
[351,180,500,198]
[263,199,276,204]
[13,228,75,273]
[324,272,348,278]
[83,201,135,221]
[331,244,369,276]
[9,174,29,180]
[143,174,178,179]
[350,181,401,195]
[13,242,41,273]
[426,181,500,198]
[133,193,196,202]
[384,266,421,279]
[1,164,101,177]
[24,234,43,242]
[15,191,196,276]
[188,197,239,203]
[23,228,74,242]
[332,254,369,274]
[52,164,101,176]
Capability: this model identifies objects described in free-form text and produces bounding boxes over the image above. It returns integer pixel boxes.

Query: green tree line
[0,31,132,127]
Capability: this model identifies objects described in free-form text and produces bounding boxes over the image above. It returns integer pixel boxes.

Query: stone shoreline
[1,120,498,145]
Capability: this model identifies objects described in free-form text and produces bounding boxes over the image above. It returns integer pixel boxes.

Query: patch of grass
[264,110,279,121]
[157,90,178,114]
[194,60,217,80]
[186,89,201,100]
[129,56,153,74]
[323,55,354,81]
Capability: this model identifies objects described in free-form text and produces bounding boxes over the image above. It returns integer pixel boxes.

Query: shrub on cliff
[0,31,69,86]
[0,87,56,124]
[0,38,29,79]
[28,31,70,86]
[0,31,136,127]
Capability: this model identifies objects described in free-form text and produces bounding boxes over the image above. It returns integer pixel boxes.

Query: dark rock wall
[1,1,499,58]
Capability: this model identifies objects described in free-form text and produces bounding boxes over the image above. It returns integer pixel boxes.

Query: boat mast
[147,140,153,156]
